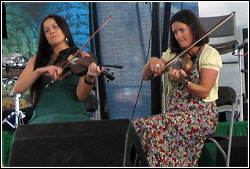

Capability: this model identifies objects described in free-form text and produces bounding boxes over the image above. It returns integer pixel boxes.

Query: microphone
[237,39,248,50]
[232,39,248,55]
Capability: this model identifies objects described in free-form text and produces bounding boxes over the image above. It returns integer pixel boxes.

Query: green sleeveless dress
[28,74,89,124]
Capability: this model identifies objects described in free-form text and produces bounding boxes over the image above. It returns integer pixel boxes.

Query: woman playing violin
[14,14,103,124]
[136,9,222,166]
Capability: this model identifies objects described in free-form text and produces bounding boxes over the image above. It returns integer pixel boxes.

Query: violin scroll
[101,70,115,81]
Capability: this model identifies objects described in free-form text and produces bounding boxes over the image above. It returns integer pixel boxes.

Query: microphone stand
[235,41,246,121]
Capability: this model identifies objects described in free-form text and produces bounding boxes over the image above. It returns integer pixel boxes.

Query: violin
[53,46,122,79]
[45,15,118,88]
[173,52,194,73]
[143,12,235,80]
[45,46,123,88]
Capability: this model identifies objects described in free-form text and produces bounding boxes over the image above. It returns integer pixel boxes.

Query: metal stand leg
[2,94,25,129]
[238,50,244,121]
[95,77,101,120]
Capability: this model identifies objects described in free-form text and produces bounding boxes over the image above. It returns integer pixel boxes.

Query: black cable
[131,27,152,120]
[132,3,171,118]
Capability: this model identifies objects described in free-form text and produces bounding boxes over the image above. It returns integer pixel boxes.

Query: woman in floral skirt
[135,9,222,167]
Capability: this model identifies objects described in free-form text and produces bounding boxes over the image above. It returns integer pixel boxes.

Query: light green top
[28,74,89,124]
[162,44,222,102]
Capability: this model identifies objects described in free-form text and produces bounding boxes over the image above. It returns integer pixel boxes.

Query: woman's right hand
[147,57,165,76]
[38,65,63,80]
[14,56,64,94]
[142,57,167,80]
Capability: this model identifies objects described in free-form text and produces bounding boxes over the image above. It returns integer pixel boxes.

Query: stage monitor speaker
[8,119,149,167]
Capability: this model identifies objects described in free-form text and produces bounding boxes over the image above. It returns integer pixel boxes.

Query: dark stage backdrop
[2,2,198,120]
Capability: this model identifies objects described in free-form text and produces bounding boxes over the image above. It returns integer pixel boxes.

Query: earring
[65,37,68,43]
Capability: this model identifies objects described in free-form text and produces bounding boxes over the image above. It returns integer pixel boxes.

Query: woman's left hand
[79,51,104,79]
[169,67,187,82]
[86,63,104,80]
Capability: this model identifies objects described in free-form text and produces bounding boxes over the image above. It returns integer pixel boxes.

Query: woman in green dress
[14,14,103,124]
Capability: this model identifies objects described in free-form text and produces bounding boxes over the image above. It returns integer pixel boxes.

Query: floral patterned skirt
[134,87,218,167]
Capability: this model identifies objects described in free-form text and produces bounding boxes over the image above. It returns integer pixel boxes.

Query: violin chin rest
[59,71,72,80]
[68,63,88,76]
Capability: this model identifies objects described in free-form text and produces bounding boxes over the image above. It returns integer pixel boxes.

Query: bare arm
[14,56,62,94]
[187,68,218,99]
[169,67,218,99]
[76,62,103,101]
[76,51,103,101]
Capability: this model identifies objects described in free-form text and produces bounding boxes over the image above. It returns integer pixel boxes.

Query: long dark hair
[169,9,209,53]
[30,14,75,109]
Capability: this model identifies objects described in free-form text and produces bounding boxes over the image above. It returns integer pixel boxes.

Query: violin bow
[45,15,112,88]
[144,12,235,80]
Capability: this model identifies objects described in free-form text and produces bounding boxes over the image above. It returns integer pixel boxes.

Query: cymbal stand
[2,54,28,128]
[2,68,25,128]
[2,94,25,129]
